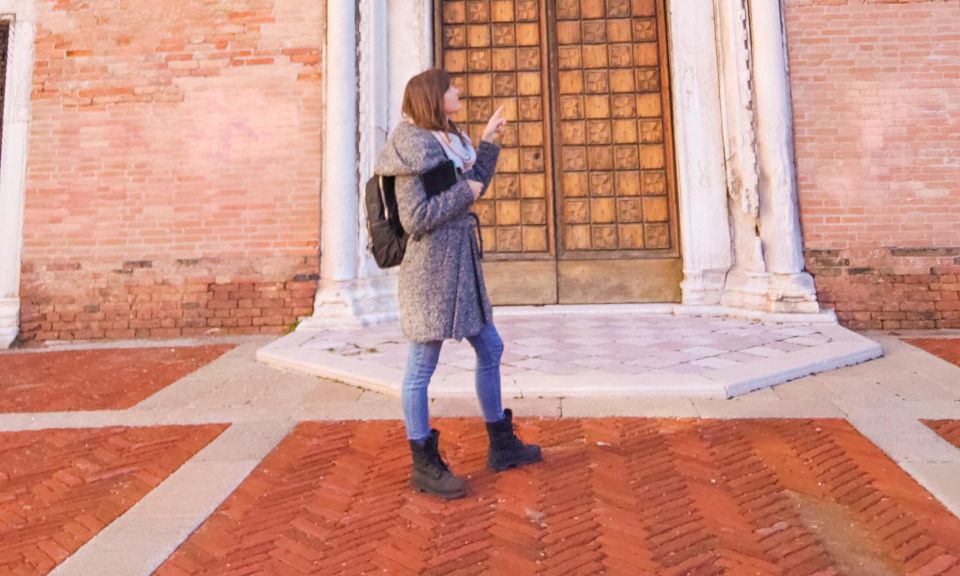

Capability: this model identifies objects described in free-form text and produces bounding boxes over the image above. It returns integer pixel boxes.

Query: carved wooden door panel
[437,0,681,304]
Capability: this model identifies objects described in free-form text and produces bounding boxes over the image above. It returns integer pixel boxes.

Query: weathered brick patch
[806,252,960,331]
[0,345,233,412]
[905,338,960,369]
[18,257,318,344]
[157,419,960,575]
[0,425,226,574]
[924,421,960,452]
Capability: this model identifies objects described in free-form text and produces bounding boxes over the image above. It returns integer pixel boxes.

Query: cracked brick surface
[925,420,960,452]
[0,345,233,412]
[0,424,226,574]
[906,339,960,368]
[156,418,960,575]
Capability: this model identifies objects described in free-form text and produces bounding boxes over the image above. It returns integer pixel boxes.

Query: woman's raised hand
[481,106,507,144]
[468,179,483,201]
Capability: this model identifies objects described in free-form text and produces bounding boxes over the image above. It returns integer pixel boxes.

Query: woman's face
[442,84,462,117]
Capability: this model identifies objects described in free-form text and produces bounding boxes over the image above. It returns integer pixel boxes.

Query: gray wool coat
[375,122,500,343]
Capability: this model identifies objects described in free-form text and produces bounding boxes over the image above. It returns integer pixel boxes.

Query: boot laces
[437,451,452,472]
[431,446,452,477]
[499,420,525,449]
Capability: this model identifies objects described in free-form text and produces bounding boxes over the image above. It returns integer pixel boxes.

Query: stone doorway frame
[0,0,36,348]
[302,0,822,331]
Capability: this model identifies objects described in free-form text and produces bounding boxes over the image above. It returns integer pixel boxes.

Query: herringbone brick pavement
[925,421,960,452]
[906,339,960,368]
[156,418,960,575]
[0,345,234,412]
[0,424,226,574]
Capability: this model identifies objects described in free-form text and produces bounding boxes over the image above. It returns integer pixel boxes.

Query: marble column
[714,0,772,311]
[749,0,819,312]
[0,6,36,348]
[668,0,733,306]
[301,0,431,331]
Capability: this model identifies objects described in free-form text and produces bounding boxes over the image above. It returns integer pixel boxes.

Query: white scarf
[431,130,477,173]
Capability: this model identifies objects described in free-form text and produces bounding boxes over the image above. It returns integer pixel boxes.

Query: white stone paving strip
[899,462,960,518]
[840,412,960,519]
[842,411,960,464]
[49,420,295,576]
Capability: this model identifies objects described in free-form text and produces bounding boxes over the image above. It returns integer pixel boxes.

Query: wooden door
[437,0,681,304]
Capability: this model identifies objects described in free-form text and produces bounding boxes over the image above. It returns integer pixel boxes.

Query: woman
[375,68,541,500]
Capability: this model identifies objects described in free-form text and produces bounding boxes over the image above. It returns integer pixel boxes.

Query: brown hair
[402,68,467,144]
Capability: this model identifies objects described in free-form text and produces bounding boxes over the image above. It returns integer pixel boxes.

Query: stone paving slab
[153,418,960,575]
[259,307,881,399]
[0,345,234,412]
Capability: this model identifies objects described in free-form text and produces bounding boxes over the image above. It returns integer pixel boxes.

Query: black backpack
[364,174,407,268]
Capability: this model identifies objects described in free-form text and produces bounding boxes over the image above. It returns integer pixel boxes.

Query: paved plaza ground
[258,307,880,400]
[0,319,959,574]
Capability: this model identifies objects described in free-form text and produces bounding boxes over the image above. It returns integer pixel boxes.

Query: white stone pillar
[302,0,366,330]
[319,0,358,284]
[749,0,819,312]
[303,0,379,330]
[668,0,733,305]
[0,7,36,348]
[356,0,391,281]
[713,0,771,311]
[301,0,432,331]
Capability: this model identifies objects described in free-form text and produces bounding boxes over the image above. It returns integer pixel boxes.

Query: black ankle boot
[486,409,542,472]
[409,429,467,500]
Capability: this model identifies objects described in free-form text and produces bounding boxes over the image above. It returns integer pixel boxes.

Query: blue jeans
[402,322,505,441]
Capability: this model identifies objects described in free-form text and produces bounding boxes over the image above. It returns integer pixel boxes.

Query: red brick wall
[19,0,324,342]
[785,0,960,330]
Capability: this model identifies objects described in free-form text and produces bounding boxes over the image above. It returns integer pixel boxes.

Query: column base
[721,270,820,314]
[0,328,16,349]
[298,275,399,331]
[0,298,19,348]
[680,269,728,306]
